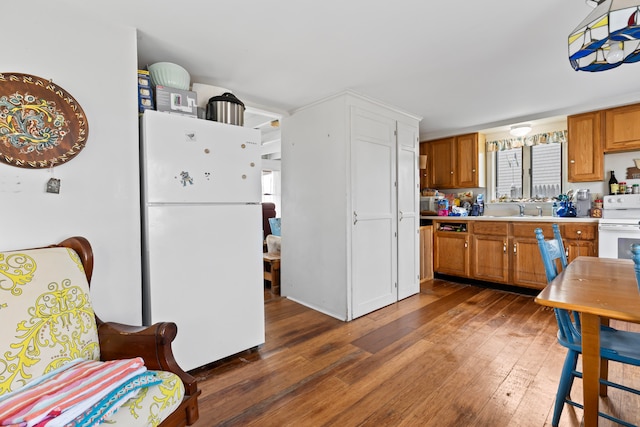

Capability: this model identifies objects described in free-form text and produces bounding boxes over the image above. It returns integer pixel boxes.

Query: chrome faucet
[517,204,525,216]
[536,206,543,217]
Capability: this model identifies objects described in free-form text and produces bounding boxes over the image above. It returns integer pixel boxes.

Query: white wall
[0,7,142,324]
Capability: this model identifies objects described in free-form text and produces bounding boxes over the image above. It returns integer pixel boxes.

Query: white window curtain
[486,130,567,152]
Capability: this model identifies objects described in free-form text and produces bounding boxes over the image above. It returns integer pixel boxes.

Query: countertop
[421,215,600,223]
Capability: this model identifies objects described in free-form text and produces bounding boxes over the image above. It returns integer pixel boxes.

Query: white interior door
[350,107,397,319]
[397,121,420,300]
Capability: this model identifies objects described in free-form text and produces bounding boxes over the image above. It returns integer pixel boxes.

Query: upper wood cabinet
[457,133,483,188]
[567,111,603,182]
[419,141,430,190]
[604,103,640,152]
[428,137,455,188]
[422,133,485,189]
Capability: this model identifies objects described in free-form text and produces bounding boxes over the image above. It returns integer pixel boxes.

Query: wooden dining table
[535,256,640,427]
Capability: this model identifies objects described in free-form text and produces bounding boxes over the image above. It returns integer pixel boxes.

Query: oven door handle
[599,222,640,231]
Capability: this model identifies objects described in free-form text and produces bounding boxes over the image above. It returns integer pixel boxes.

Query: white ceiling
[58,0,640,139]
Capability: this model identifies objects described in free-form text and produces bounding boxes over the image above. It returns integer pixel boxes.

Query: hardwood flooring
[189,279,640,426]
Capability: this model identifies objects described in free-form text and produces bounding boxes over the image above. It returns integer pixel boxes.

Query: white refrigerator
[140,110,265,371]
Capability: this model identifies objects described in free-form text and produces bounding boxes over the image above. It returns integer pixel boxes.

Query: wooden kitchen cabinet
[433,222,469,277]
[419,142,430,191]
[567,111,603,182]
[456,133,483,188]
[562,223,598,263]
[510,223,555,289]
[604,103,640,152]
[427,137,455,188]
[432,219,599,291]
[471,222,509,283]
[420,225,434,282]
[423,133,485,189]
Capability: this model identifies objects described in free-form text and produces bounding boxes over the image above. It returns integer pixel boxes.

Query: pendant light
[569,0,640,72]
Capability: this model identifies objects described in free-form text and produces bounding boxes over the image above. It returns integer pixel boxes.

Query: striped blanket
[0,358,161,427]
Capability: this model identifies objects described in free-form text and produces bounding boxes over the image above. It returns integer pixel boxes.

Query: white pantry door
[350,107,397,319]
[396,121,420,300]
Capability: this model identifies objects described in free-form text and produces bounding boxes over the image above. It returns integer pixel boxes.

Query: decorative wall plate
[0,73,89,168]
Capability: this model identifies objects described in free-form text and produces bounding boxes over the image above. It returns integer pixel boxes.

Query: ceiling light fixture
[510,124,532,137]
[569,0,640,72]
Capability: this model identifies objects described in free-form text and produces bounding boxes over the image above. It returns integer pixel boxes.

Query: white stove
[600,194,640,259]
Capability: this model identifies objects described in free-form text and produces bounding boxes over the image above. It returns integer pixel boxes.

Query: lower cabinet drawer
[563,223,597,240]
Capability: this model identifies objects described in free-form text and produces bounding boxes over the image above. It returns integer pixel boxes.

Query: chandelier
[569,0,640,71]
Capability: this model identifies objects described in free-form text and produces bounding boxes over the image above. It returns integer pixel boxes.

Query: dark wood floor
[189,279,640,426]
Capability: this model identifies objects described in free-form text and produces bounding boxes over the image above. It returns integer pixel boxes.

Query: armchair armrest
[97,320,197,396]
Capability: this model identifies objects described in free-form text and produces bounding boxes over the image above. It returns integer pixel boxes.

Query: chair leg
[552,349,579,427]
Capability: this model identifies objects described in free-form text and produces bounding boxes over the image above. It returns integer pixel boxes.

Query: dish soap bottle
[552,201,558,217]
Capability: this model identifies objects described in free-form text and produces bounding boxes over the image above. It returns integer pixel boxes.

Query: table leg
[271,260,280,295]
[581,313,601,427]
[599,318,610,397]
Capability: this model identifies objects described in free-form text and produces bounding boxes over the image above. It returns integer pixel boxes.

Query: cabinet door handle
[472,169,476,173]
[450,171,454,174]
[513,243,517,254]
[503,242,507,253]
[399,210,404,221]
[353,211,358,225]
[570,159,575,164]
[464,240,468,248]
[576,230,582,238]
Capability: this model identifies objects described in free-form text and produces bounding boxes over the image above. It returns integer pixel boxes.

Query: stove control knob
[618,197,624,203]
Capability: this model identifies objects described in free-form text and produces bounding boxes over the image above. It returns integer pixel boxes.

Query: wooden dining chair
[536,227,640,427]
[536,223,568,281]
[631,243,640,290]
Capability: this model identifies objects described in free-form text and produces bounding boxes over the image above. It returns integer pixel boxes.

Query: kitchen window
[531,143,562,198]
[496,147,523,199]
[490,134,565,200]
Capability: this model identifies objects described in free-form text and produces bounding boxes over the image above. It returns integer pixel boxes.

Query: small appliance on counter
[420,195,442,216]
[575,189,591,217]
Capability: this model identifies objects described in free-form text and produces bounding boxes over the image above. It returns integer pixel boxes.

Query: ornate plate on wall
[0,72,89,168]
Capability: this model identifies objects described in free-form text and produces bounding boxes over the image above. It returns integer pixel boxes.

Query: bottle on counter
[619,181,627,194]
[609,170,618,194]
[552,201,558,217]
[476,194,485,216]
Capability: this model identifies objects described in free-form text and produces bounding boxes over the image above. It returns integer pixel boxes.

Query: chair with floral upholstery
[0,236,199,426]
